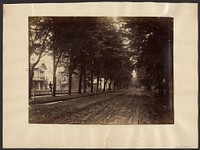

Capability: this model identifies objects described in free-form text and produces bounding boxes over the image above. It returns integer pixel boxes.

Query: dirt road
[29,89,173,124]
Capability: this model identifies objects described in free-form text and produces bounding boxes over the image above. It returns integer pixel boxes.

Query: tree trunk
[90,69,94,93]
[78,66,83,94]
[103,79,107,92]
[90,59,95,93]
[108,80,112,91]
[100,78,102,90]
[68,71,72,95]
[166,82,169,96]
[52,76,56,96]
[158,83,163,96]
[83,58,87,93]
[83,68,86,93]
[96,74,100,92]
[68,51,73,96]
[113,81,116,90]
[29,70,34,99]
[52,50,56,97]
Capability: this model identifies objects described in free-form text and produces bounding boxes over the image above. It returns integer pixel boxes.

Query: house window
[40,71,44,79]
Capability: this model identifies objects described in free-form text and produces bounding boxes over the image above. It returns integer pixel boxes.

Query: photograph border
[1,0,199,149]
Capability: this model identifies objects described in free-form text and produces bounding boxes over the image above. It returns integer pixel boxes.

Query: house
[32,61,48,90]
[56,71,68,90]
[56,70,79,91]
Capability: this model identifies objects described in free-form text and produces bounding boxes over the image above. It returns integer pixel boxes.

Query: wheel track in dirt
[31,91,130,124]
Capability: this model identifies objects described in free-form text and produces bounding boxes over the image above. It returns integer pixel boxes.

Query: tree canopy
[29,17,173,97]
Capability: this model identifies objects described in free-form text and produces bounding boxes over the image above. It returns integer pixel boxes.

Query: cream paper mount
[3,2,198,148]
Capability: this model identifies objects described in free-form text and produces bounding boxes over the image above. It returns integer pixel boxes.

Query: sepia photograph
[29,17,174,125]
[3,2,198,148]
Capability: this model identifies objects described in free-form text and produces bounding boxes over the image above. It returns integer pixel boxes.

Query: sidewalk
[29,90,118,105]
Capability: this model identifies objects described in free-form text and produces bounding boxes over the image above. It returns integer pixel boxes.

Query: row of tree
[29,17,134,98]
[29,17,173,98]
[123,17,173,96]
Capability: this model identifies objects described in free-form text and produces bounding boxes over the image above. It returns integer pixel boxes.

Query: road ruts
[29,89,174,124]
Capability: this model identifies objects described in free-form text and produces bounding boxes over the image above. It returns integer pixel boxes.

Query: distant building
[32,62,47,90]
[56,71,68,90]
[71,75,79,89]
[56,70,79,90]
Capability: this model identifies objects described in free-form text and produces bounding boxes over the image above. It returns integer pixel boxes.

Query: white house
[32,61,47,90]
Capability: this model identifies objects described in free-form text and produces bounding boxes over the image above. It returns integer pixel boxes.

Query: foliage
[124,17,173,94]
[29,17,173,96]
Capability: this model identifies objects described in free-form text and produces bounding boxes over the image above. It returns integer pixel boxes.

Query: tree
[29,17,53,98]
[124,17,173,96]
[49,17,84,95]
[49,18,71,96]
[29,17,138,97]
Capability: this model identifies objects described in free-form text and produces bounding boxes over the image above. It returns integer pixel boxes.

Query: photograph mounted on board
[29,17,173,125]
